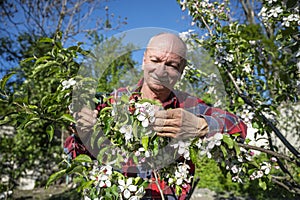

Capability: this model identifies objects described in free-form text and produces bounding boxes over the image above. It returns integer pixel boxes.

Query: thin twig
[152,169,165,200]
[225,68,300,160]
[271,178,300,195]
[200,16,214,37]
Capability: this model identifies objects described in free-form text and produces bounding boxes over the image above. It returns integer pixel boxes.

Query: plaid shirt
[64,79,247,199]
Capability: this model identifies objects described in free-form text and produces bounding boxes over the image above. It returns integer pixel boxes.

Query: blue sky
[104,0,192,35]
[0,0,193,78]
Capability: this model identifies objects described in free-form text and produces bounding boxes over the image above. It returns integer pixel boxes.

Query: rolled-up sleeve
[187,103,247,138]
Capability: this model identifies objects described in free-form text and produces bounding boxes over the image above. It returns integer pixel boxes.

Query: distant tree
[0,0,127,75]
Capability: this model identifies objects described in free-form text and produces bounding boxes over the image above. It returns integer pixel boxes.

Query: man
[65,33,247,199]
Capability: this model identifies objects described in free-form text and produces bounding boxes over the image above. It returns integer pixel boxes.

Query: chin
[149,83,171,93]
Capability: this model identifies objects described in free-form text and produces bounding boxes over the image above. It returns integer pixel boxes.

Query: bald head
[146,33,187,59]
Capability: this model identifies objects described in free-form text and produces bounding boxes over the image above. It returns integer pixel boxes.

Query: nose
[155,63,168,77]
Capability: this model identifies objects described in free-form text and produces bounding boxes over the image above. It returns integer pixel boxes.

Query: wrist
[196,117,208,137]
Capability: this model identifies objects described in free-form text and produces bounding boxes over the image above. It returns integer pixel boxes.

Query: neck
[140,83,171,103]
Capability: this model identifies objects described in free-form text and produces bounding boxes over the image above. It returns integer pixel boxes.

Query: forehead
[146,34,187,59]
[146,48,182,62]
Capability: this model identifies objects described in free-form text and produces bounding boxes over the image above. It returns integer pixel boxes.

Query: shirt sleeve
[64,134,92,159]
[187,100,247,139]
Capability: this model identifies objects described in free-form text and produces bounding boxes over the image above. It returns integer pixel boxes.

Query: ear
[180,59,187,74]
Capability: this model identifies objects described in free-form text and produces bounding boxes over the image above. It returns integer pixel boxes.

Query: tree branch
[238,143,299,165]
[225,68,300,160]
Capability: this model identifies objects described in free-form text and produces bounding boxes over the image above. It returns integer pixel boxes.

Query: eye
[150,59,159,63]
[166,62,179,69]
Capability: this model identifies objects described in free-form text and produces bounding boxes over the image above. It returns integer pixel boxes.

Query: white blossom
[225,54,234,62]
[119,124,133,142]
[135,102,155,127]
[206,133,223,150]
[179,0,186,11]
[268,0,277,4]
[171,140,191,160]
[232,175,243,183]
[178,30,194,42]
[239,105,255,124]
[282,14,300,27]
[258,7,268,21]
[118,178,138,199]
[261,162,272,174]
[231,165,240,174]
[173,163,192,186]
[243,63,252,73]
[62,78,76,90]
[249,40,256,45]
[235,78,245,87]
[268,6,283,18]
[90,165,112,188]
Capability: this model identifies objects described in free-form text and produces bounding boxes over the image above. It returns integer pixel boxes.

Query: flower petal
[128,185,137,192]
[123,189,131,199]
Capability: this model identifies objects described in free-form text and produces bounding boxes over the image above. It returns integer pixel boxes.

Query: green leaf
[237,97,244,103]
[259,179,267,190]
[220,145,228,157]
[39,37,54,43]
[60,114,76,123]
[24,117,40,129]
[1,72,15,91]
[141,136,149,150]
[67,165,84,174]
[20,57,35,65]
[233,142,240,156]
[46,125,54,142]
[97,146,110,161]
[74,154,93,163]
[190,147,198,163]
[35,56,51,65]
[232,133,240,137]
[82,180,94,190]
[121,95,129,103]
[46,169,67,188]
[0,116,11,125]
[222,135,234,149]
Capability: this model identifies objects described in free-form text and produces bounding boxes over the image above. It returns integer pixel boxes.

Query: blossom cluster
[214,44,234,67]
[195,133,223,159]
[86,161,146,199]
[237,104,255,125]
[250,158,278,181]
[62,78,76,90]
[180,0,228,27]
[80,94,278,199]
[258,1,300,27]
[167,162,193,188]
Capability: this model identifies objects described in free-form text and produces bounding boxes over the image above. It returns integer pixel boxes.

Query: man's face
[142,48,184,93]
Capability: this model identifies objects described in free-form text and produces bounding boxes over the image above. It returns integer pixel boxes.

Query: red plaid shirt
[64,79,247,199]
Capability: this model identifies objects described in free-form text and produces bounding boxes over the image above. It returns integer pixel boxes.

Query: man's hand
[74,107,98,139]
[152,108,208,139]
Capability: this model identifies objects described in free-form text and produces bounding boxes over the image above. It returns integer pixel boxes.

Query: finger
[153,118,181,127]
[78,110,97,122]
[77,118,96,127]
[153,126,180,133]
[155,109,181,119]
[156,132,176,138]
[80,107,98,118]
